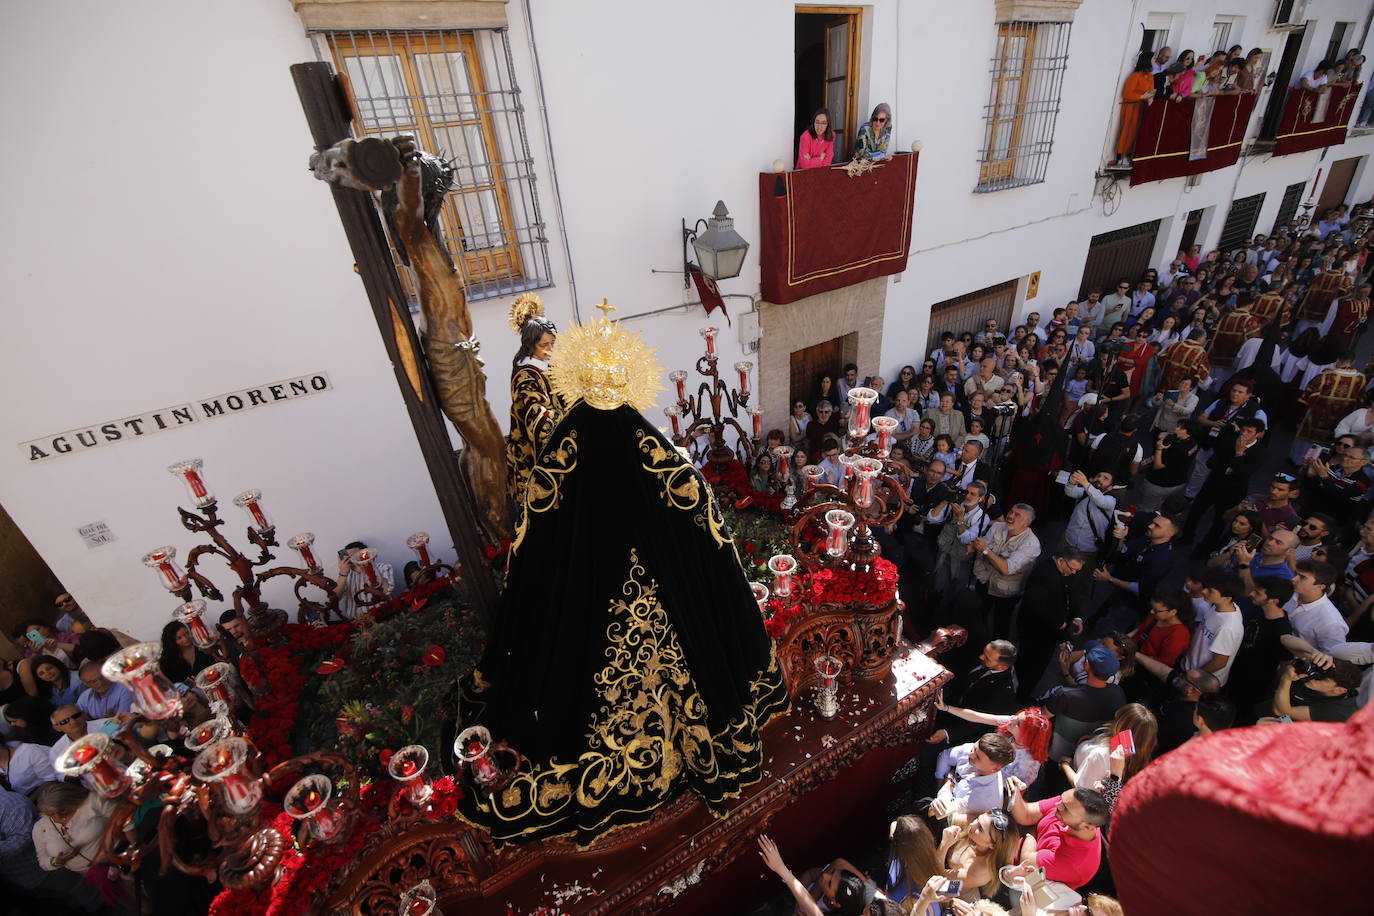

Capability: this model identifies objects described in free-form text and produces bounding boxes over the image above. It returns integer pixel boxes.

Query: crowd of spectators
[754,192,1374,915]
[0,545,397,915]
[1113,45,1367,169]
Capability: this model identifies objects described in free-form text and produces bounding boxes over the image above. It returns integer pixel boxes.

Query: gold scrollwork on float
[635,430,733,551]
[511,430,579,553]
[466,549,787,844]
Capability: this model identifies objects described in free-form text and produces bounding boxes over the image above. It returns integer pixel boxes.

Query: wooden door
[1318,157,1361,214]
[824,16,855,160]
[1079,220,1162,300]
[791,337,846,407]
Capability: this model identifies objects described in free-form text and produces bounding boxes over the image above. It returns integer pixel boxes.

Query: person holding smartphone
[332,540,396,620]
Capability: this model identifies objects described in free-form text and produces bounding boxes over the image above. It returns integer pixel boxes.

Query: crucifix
[290,62,501,621]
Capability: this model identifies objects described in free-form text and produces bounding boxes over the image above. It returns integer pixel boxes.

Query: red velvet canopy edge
[1128,93,1257,186]
[1111,701,1374,912]
[1273,83,1364,156]
[758,152,918,305]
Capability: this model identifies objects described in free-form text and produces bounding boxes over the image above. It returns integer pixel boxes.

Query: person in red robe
[1296,262,1353,329]
[1208,301,1263,368]
[1248,288,1287,326]
[1323,282,1371,352]
[1158,329,1211,392]
[1117,326,1158,405]
[1291,354,1369,462]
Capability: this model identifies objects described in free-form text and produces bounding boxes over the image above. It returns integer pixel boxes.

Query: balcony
[1126,93,1257,186]
[1272,83,1364,156]
[757,152,920,305]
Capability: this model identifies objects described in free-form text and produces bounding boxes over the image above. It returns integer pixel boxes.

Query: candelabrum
[65,642,366,893]
[787,388,912,573]
[154,458,348,649]
[405,532,456,585]
[665,327,758,468]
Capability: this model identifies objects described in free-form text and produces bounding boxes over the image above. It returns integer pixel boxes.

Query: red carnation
[743,541,757,555]
[400,705,415,725]
[379,748,395,769]
[421,645,446,666]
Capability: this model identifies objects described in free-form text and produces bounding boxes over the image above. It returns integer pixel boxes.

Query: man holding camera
[931,481,991,609]
[1062,470,1116,572]
[1270,658,1364,723]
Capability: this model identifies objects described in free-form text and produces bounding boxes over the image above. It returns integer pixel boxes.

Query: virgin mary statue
[454,306,788,846]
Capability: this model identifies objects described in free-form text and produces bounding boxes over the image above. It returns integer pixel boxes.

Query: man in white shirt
[1099,281,1133,334]
[0,740,57,796]
[1299,62,1330,89]
[1283,561,1349,654]
[931,481,990,606]
[1178,572,1246,686]
[1024,311,1048,344]
[963,356,1005,400]
[931,732,1016,823]
[1079,291,1106,338]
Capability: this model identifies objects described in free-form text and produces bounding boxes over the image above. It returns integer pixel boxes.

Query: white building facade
[2,0,1372,638]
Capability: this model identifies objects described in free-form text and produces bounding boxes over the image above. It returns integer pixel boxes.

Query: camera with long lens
[1294,659,1320,678]
[946,486,968,504]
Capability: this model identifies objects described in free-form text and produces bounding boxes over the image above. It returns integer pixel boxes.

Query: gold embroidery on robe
[511,431,578,554]
[465,549,787,844]
[635,430,733,551]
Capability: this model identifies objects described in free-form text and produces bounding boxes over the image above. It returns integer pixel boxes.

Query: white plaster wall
[0,0,448,639]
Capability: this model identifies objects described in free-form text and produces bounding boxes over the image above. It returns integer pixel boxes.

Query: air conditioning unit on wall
[1272,0,1308,29]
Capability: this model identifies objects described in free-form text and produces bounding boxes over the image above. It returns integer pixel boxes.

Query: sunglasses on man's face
[52,714,84,727]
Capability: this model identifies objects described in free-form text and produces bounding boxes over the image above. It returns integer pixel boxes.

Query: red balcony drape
[758,152,919,305]
[1128,93,1257,186]
[1273,83,1363,156]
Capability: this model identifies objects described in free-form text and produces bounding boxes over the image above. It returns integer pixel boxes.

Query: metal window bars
[311,28,553,302]
[976,21,1072,192]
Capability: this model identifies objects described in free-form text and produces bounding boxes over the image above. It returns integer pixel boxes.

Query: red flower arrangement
[759,558,899,640]
[700,457,785,513]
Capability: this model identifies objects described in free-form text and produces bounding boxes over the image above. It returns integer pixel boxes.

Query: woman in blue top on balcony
[854,103,892,162]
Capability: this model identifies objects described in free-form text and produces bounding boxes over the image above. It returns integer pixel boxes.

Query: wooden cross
[595,298,616,319]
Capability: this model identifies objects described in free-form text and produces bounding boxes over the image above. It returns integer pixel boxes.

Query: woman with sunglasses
[787,399,812,449]
[854,103,893,162]
[938,809,1019,902]
[887,365,919,400]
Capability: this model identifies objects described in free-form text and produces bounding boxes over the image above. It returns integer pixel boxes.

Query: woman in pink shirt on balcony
[797,108,835,169]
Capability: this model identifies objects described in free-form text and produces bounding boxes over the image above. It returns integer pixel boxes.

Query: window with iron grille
[312,28,552,301]
[1218,193,1266,252]
[977,21,1072,192]
[1274,182,1306,231]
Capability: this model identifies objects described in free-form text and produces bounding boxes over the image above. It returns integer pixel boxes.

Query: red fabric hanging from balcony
[1273,83,1364,156]
[758,152,919,305]
[1129,93,1257,186]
